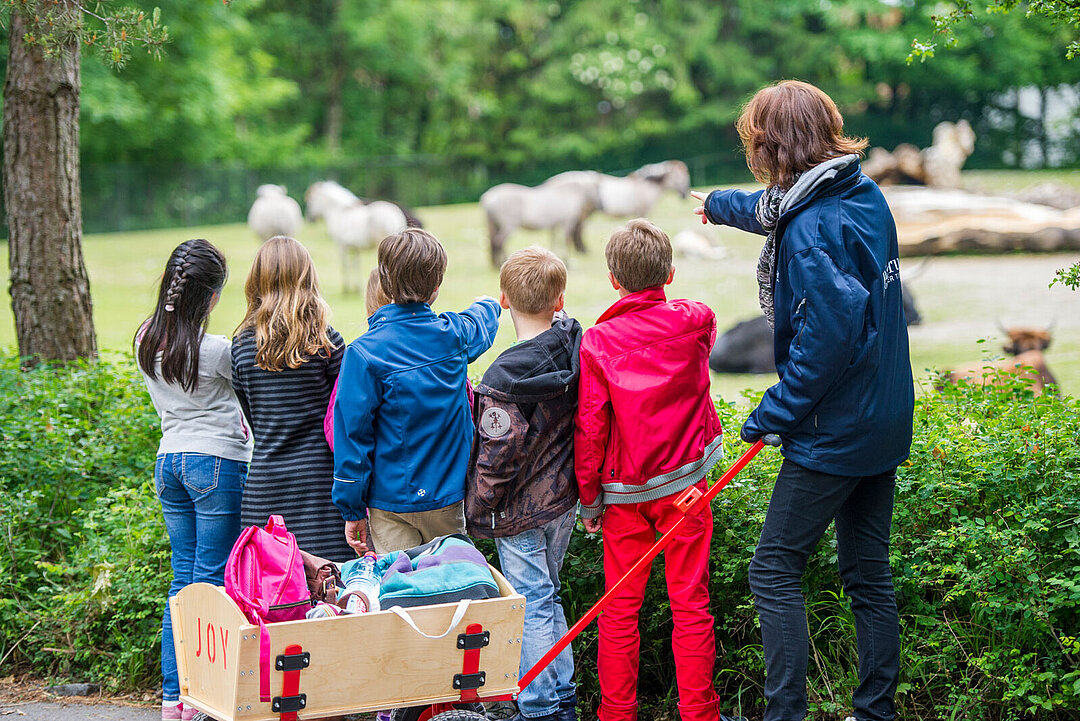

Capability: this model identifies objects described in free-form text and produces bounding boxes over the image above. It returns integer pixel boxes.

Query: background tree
[2,1,165,363]
[910,0,1080,60]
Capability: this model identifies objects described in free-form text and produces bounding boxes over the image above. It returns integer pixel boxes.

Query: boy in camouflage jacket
[466,246,581,721]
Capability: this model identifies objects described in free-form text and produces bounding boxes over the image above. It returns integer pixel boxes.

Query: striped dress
[231,326,354,562]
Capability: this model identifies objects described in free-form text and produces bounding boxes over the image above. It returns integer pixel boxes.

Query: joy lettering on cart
[194,617,229,670]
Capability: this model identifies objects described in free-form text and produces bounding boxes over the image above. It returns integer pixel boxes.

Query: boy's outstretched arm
[574,349,611,527]
[457,296,502,362]
[333,345,379,551]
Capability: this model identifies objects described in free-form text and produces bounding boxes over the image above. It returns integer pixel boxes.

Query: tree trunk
[324,0,345,155]
[3,10,96,363]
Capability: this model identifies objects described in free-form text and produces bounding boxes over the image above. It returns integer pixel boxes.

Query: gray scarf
[754,154,860,328]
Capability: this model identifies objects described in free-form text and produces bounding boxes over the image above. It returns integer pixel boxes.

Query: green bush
[2,355,1078,720]
[564,375,1080,721]
[0,355,164,690]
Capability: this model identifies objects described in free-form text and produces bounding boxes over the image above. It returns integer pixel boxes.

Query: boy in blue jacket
[333,228,501,554]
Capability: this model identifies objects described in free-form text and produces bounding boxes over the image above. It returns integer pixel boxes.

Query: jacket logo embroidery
[481,408,512,438]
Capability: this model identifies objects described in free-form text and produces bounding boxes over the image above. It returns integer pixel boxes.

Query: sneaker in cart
[182,710,209,721]
[484,700,519,720]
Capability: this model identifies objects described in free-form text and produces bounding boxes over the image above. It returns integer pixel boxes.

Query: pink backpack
[224,515,312,701]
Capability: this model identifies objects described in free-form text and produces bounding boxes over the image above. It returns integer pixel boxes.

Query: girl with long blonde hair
[231,235,353,561]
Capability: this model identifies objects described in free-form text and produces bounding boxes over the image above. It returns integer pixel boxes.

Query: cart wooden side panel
[172,568,525,721]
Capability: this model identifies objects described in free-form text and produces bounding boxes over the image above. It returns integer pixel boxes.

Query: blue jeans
[156,453,247,701]
[494,509,577,718]
[749,460,899,721]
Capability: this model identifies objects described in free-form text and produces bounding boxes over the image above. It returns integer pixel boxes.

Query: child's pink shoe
[161,702,183,721]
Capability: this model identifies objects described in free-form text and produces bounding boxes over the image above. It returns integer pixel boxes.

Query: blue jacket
[332,299,501,520]
[705,163,914,476]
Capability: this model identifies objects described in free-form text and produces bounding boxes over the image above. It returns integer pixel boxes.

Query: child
[575,219,734,721]
[466,246,581,721]
[135,239,253,721]
[334,228,501,554]
[232,235,353,562]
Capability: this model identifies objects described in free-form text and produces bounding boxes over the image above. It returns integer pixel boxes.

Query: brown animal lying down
[946,327,1057,395]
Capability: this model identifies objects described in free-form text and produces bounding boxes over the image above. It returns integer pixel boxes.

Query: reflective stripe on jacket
[574,288,723,518]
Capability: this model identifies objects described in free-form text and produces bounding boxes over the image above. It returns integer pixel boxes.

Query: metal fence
[0,152,751,237]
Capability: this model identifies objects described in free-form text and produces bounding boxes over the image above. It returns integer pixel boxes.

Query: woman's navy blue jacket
[705,163,914,476]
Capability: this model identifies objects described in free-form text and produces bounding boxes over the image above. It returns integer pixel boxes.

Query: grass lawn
[2,172,1079,403]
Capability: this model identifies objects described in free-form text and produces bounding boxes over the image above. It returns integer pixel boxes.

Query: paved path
[0,701,159,720]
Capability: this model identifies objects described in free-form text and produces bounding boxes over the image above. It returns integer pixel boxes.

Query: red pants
[597,481,721,721]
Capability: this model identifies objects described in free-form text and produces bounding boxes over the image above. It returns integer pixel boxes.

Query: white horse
[481,159,689,265]
[247,185,303,241]
[480,177,600,267]
[326,200,408,293]
[546,160,691,217]
[304,181,360,222]
[305,180,424,227]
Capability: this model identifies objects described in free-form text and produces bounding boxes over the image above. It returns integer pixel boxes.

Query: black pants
[749,459,900,721]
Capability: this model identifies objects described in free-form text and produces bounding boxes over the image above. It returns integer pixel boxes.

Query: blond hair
[499,246,566,315]
[604,219,672,293]
[737,80,868,190]
[378,229,447,305]
[236,236,336,371]
[365,267,391,317]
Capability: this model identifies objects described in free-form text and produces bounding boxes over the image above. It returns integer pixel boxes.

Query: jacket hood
[478,314,583,402]
[780,157,861,220]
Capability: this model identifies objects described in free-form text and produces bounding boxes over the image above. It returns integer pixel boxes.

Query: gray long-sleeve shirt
[138,333,253,463]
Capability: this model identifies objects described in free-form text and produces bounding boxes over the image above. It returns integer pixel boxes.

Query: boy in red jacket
[576,219,734,721]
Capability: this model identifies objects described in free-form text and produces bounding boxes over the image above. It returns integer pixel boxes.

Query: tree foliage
[1,0,168,65]
[910,0,1080,61]
[55,0,1080,175]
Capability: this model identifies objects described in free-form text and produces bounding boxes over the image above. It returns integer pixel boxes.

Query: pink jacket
[574,287,723,519]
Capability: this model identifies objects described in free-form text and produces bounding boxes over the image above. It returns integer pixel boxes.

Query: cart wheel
[429,710,487,721]
[389,703,485,721]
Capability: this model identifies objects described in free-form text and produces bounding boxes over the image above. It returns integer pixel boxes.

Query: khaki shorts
[368,502,466,554]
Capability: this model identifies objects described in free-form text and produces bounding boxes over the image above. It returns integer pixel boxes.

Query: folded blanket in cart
[376,534,500,609]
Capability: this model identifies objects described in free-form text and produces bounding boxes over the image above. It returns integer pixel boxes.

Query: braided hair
[135,239,228,392]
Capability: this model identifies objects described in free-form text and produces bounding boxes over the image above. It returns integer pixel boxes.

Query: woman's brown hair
[737,80,868,190]
[236,236,336,371]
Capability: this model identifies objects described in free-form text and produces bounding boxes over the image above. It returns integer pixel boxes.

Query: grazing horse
[325,200,408,294]
[304,180,360,222]
[480,177,600,268]
[547,160,691,218]
[481,160,691,267]
[305,180,423,228]
[247,185,303,242]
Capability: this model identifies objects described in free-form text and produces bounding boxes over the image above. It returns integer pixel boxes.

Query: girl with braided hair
[135,238,252,721]
[231,235,353,561]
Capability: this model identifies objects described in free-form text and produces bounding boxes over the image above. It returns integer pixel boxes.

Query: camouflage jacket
[466,315,582,538]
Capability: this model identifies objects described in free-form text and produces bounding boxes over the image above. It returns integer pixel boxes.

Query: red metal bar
[278,643,303,721]
[518,439,767,692]
[458,622,484,702]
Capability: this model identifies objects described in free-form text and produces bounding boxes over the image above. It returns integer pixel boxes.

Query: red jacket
[574,287,723,519]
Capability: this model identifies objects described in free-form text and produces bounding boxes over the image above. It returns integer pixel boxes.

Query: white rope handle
[388,599,471,639]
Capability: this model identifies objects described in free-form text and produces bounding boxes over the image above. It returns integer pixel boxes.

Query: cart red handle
[518,435,777,692]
